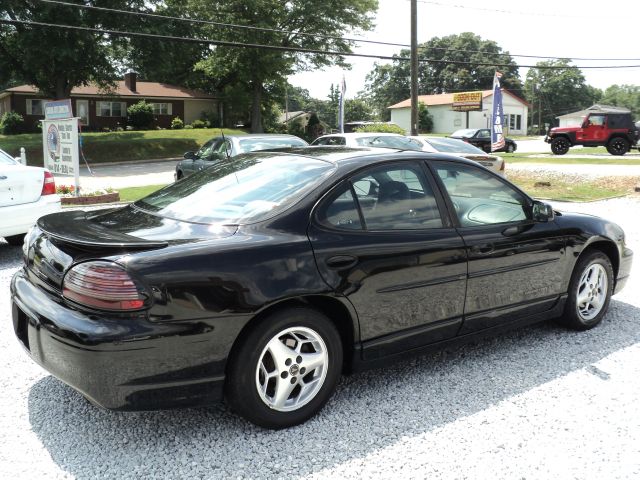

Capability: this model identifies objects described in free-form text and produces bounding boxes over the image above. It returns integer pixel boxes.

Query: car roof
[316,132,404,138]
[210,134,307,140]
[258,146,482,169]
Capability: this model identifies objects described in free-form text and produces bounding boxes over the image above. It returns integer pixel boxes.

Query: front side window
[587,114,606,127]
[435,163,529,227]
[135,154,336,224]
[476,129,490,139]
[351,164,443,230]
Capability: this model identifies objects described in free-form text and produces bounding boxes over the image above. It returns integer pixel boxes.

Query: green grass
[117,184,167,203]
[0,128,247,167]
[508,173,633,202]
[503,153,640,165]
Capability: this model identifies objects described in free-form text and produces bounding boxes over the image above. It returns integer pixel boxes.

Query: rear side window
[317,184,362,230]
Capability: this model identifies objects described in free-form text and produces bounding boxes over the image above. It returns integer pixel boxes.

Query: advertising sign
[44,99,73,120]
[452,91,483,112]
[491,73,506,152]
[42,118,80,193]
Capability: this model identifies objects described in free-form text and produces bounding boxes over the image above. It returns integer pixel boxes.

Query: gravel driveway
[1,198,639,479]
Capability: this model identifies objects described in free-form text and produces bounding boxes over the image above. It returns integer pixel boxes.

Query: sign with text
[42,119,80,192]
[452,91,483,112]
[44,99,73,120]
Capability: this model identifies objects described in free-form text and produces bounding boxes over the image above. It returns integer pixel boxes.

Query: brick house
[0,73,219,131]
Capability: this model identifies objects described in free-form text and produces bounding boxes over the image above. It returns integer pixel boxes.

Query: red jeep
[545,109,639,155]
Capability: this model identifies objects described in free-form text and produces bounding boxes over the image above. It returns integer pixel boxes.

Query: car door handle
[325,255,358,269]
[470,244,494,255]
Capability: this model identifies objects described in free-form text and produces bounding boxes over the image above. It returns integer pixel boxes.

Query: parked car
[449,128,517,153]
[311,132,423,150]
[545,109,639,156]
[0,148,60,246]
[175,134,308,179]
[409,136,505,175]
[11,147,632,429]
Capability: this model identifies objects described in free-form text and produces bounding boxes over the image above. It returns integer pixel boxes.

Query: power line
[35,0,640,62]
[3,19,640,70]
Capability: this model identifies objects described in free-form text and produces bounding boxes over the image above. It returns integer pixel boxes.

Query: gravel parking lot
[1,197,639,479]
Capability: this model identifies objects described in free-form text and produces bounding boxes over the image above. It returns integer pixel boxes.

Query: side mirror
[183,151,196,160]
[532,200,554,222]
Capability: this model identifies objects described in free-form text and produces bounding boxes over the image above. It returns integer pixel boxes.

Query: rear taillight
[63,261,147,311]
[41,171,56,196]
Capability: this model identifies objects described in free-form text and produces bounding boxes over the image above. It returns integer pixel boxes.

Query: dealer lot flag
[491,72,506,152]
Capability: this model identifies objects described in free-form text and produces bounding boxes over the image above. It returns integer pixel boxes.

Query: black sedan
[450,128,518,153]
[175,134,308,180]
[11,148,632,429]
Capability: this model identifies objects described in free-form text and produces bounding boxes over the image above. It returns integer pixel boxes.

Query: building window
[98,101,126,117]
[152,103,172,115]
[26,99,46,116]
[508,114,522,131]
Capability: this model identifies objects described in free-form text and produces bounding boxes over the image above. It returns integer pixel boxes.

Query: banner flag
[338,75,346,133]
[491,72,505,152]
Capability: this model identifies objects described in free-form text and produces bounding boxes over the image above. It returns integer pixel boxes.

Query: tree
[599,85,640,118]
[418,102,433,133]
[525,59,602,130]
[0,1,149,98]
[188,0,378,132]
[362,33,522,120]
[344,98,374,123]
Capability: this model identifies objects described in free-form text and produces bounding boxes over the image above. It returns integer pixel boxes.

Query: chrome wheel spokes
[576,263,608,321]
[255,326,329,412]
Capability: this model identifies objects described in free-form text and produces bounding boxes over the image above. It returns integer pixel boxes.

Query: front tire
[225,307,343,429]
[506,143,515,153]
[551,137,570,155]
[558,251,614,330]
[606,137,629,156]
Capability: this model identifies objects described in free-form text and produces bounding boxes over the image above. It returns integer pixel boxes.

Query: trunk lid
[0,164,44,207]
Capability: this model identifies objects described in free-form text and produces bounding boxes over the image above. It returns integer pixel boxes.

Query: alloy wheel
[255,326,328,412]
[576,263,608,321]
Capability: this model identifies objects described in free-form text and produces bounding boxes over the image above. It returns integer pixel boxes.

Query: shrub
[355,123,405,135]
[190,119,207,129]
[418,102,434,133]
[184,124,194,129]
[127,101,154,130]
[170,117,184,129]
[0,112,25,135]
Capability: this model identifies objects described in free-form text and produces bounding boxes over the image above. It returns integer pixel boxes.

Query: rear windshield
[451,129,476,137]
[134,153,336,224]
[424,137,485,154]
[0,149,17,165]
[237,137,307,153]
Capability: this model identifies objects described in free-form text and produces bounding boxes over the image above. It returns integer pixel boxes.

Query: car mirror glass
[184,151,196,160]
[532,201,554,222]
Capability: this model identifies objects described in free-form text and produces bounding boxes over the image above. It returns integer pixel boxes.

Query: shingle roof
[5,81,216,99]
[388,89,529,109]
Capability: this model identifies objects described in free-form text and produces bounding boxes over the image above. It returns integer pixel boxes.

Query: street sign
[41,118,80,194]
[452,91,483,112]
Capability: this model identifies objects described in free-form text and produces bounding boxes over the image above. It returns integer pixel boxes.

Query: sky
[289,0,640,101]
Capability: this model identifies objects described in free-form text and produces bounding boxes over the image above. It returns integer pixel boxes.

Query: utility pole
[410,0,419,136]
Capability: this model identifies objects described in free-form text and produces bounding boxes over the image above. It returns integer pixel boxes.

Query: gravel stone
[1,198,639,479]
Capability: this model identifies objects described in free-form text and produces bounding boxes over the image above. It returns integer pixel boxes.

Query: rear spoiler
[37,211,168,249]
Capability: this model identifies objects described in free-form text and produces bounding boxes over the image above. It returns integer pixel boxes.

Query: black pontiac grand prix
[11,147,633,428]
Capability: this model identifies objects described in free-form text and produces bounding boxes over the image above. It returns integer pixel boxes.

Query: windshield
[355,136,422,150]
[451,129,477,137]
[423,137,485,154]
[135,153,336,224]
[0,149,17,165]
[237,137,307,153]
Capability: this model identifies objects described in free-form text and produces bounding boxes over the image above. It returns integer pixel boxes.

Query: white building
[389,89,529,135]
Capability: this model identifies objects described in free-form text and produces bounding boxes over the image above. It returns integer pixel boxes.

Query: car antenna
[220,129,231,160]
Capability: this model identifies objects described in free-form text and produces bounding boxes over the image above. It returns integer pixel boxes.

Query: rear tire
[4,234,25,246]
[606,137,629,156]
[558,251,613,330]
[225,307,343,429]
[551,137,570,155]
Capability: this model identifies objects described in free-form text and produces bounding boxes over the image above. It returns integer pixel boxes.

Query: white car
[0,148,61,246]
[311,132,423,150]
[409,136,505,175]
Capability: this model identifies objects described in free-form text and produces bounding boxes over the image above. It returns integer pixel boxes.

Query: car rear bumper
[0,194,61,238]
[10,268,227,411]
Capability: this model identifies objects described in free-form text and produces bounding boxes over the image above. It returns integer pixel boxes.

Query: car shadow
[28,298,640,479]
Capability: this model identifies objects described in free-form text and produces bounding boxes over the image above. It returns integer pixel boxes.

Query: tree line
[1,2,638,133]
